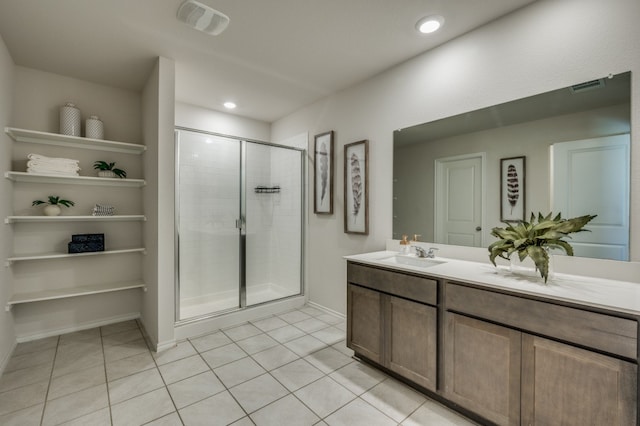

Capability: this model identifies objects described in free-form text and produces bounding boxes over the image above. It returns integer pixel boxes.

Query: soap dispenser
[399,235,410,255]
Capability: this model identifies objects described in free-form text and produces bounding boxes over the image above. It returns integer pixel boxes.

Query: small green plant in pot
[488,212,596,282]
[32,196,75,216]
[94,161,127,178]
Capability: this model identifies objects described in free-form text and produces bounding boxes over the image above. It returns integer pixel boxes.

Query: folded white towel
[27,153,80,165]
[26,168,79,176]
[27,160,80,172]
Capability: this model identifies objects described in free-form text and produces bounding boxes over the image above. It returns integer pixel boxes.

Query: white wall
[0,34,16,373]
[175,102,270,142]
[142,57,176,351]
[271,0,640,315]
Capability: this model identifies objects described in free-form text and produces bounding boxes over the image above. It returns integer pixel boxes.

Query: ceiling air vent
[569,78,605,94]
[177,0,230,36]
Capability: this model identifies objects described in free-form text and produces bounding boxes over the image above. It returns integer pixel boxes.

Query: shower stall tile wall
[176,129,303,321]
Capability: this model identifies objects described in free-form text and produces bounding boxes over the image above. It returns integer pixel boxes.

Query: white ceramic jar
[86,115,104,139]
[59,102,81,137]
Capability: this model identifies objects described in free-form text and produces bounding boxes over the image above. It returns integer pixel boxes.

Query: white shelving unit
[5,171,146,187]
[5,127,146,154]
[6,281,147,311]
[5,127,147,311]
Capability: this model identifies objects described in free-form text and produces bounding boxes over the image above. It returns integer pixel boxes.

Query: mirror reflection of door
[434,153,485,247]
[552,134,630,261]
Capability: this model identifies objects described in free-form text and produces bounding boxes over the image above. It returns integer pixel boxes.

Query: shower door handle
[236,216,246,231]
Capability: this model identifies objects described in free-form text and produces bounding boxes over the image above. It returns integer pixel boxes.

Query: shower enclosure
[175,128,304,321]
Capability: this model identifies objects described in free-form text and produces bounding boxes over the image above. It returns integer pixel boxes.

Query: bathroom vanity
[345,251,639,426]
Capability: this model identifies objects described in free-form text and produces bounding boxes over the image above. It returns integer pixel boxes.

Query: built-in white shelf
[5,127,146,154]
[6,281,147,311]
[6,248,146,266]
[5,171,146,187]
[5,215,146,224]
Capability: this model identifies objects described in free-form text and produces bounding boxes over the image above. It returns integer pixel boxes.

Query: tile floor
[0,305,477,425]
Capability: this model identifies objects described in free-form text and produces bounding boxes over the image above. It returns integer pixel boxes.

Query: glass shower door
[244,142,303,306]
[177,131,241,320]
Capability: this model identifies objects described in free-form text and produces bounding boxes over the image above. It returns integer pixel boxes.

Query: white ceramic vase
[86,115,104,139]
[60,102,81,137]
[98,170,117,178]
[43,205,61,216]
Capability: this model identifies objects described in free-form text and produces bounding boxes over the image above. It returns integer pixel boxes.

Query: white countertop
[345,251,640,316]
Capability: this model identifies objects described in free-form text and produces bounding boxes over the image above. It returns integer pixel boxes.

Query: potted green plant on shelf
[32,196,75,217]
[488,212,596,283]
[94,160,127,178]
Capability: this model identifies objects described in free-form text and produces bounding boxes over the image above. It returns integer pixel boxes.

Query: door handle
[475,226,482,231]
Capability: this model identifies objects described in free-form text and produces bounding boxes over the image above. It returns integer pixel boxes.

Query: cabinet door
[347,284,383,363]
[385,295,437,391]
[521,334,637,426]
[444,313,521,426]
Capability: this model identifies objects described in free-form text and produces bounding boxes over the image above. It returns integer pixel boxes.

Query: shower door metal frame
[174,127,306,325]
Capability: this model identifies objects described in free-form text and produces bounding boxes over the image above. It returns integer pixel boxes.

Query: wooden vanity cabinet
[445,281,638,426]
[347,262,438,391]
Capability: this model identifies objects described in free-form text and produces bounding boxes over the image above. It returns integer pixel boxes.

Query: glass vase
[509,249,554,283]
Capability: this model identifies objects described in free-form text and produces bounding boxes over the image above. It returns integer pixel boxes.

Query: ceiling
[0,0,536,123]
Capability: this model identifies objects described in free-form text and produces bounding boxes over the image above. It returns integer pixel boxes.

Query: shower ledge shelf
[5,171,146,187]
[5,215,146,224]
[5,280,147,311]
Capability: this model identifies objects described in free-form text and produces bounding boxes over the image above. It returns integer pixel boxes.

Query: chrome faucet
[415,246,438,258]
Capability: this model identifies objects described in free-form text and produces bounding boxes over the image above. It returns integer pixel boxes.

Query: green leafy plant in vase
[94,161,127,178]
[32,196,75,216]
[488,212,596,282]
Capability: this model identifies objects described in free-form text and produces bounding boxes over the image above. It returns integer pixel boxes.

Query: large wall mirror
[393,71,631,261]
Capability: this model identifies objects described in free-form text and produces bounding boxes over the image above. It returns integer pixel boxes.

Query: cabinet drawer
[347,262,437,305]
[446,282,637,360]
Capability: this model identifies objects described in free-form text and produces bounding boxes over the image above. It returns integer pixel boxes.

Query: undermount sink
[379,254,446,268]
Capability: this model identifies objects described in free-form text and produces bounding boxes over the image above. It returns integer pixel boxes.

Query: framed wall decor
[344,140,369,234]
[500,156,526,222]
[314,131,334,214]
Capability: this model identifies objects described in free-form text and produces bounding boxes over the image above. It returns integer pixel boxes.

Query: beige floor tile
[167,370,225,409]
[294,376,356,418]
[324,398,396,426]
[42,383,109,426]
[299,306,325,317]
[331,340,354,357]
[251,344,300,371]
[361,379,426,423]
[223,323,263,341]
[153,341,197,365]
[231,416,255,426]
[59,407,111,426]
[0,363,52,393]
[304,347,353,374]
[58,328,101,346]
[108,368,165,405]
[267,324,306,343]
[214,356,266,388]
[0,402,44,426]
[111,387,175,426]
[294,318,330,333]
[145,411,184,425]
[100,320,139,337]
[12,336,58,357]
[270,359,324,392]
[189,331,232,353]
[5,348,56,373]
[250,394,319,426]
[251,316,289,332]
[53,343,104,377]
[316,313,344,325]
[329,362,387,395]
[284,335,327,357]
[106,350,156,381]
[179,391,245,426]
[201,343,247,369]
[159,354,210,384]
[229,373,289,413]
[278,310,312,324]
[0,380,48,416]
[236,333,278,355]
[48,364,106,400]
[311,327,345,345]
[401,399,479,426]
[103,338,149,363]
[102,328,144,346]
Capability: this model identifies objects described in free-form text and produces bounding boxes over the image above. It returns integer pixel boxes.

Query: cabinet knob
[475,226,482,231]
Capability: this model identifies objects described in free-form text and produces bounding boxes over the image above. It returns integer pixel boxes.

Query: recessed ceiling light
[223,102,237,109]
[416,15,444,34]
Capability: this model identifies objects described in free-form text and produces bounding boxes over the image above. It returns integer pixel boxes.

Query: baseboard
[306,301,346,319]
[15,312,141,343]
[0,340,18,378]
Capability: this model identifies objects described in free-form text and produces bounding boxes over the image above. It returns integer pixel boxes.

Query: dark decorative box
[68,234,104,253]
